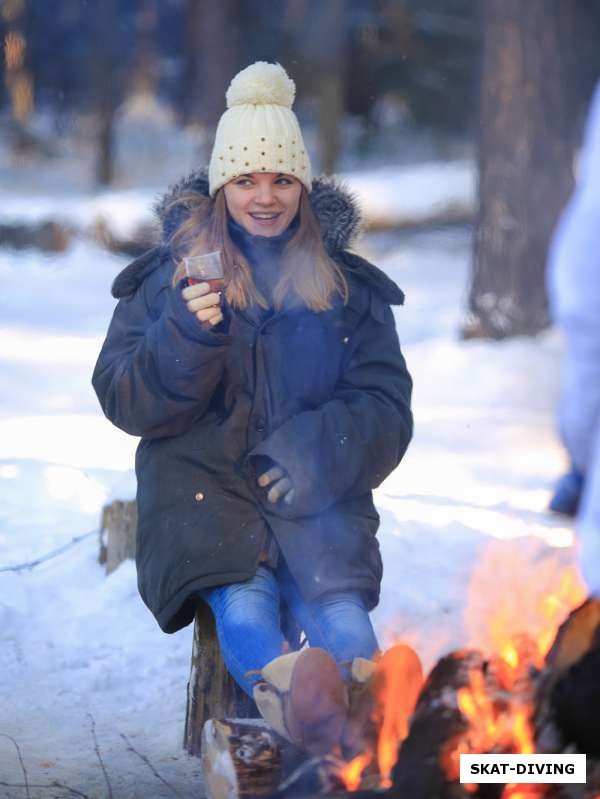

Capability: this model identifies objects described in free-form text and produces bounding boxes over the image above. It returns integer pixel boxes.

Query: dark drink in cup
[183,252,225,329]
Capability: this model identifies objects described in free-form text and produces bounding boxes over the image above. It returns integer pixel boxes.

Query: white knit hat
[208,62,312,196]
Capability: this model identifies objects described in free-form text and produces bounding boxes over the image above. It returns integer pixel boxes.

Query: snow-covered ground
[0,167,580,798]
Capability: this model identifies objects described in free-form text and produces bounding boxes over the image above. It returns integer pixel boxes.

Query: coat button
[253,416,266,432]
[195,492,204,502]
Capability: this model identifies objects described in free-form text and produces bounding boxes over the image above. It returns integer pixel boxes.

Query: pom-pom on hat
[208,62,312,196]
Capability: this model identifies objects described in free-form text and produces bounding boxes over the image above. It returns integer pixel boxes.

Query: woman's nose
[255,185,276,205]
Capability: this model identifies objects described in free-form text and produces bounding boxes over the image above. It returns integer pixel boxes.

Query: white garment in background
[547,82,600,595]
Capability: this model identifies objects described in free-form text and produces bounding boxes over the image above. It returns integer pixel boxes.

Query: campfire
[201,547,600,799]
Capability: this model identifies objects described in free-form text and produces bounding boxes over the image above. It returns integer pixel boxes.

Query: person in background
[547,81,600,596]
[548,465,583,517]
[92,62,416,755]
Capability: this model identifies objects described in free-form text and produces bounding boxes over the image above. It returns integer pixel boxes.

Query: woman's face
[223,172,302,237]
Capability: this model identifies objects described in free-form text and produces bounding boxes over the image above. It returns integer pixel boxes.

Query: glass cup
[183,251,225,330]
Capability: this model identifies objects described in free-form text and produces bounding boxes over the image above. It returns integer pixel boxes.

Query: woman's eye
[275,178,292,185]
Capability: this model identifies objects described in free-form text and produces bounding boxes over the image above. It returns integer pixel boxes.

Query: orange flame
[512,706,534,756]
[342,543,586,793]
[464,541,586,670]
[373,644,424,787]
[339,643,423,791]
[444,542,587,798]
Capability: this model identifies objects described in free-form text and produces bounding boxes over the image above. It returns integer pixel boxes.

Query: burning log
[535,598,600,780]
[388,601,600,799]
[552,625,600,757]
[199,600,600,799]
[390,649,483,799]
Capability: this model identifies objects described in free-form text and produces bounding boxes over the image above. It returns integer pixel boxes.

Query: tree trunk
[466,0,583,339]
[180,0,241,163]
[305,0,346,173]
[93,0,121,186]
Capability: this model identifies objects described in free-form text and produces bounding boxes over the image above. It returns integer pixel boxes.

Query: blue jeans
[199,560,379,697]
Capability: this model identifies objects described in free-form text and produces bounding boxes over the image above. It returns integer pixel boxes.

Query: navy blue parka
[92,172,413,633]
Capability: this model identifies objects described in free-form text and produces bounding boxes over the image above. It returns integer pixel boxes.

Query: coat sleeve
[247,297,413,517]
[92,265,230,439]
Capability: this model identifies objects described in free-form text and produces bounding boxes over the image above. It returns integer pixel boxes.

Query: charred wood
[535,599,600,754]
[551,626,600,757]
[390,650,480,799]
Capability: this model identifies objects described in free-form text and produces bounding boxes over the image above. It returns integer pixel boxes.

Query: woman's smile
[249,211,282,226]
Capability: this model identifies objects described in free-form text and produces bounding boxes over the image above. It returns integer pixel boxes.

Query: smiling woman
[92,61,413,756]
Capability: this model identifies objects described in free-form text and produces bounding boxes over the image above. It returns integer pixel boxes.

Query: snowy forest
[2,1,600,797]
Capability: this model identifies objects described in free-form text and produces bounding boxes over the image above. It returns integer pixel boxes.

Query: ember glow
[340,752,372,791]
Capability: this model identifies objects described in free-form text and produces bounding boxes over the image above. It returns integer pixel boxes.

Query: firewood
[535,598,600,754]
[201,718,284,799]
[390,650,480,799]
[543,599,600,678]
[200,720,353,799]
[551,626,600,757]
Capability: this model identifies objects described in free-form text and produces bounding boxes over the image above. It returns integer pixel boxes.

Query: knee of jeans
[218,585,279,630]
[219,608,278,648]
[315,591,367,612]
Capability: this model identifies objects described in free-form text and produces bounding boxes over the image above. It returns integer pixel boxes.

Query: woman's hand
[181,282,223,328]
[257,464,295,505]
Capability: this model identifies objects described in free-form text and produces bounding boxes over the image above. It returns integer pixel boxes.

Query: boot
[252,648,348,756]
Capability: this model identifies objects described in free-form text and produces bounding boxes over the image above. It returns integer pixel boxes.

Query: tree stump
[184,601,258,756]
[98,499,137,574]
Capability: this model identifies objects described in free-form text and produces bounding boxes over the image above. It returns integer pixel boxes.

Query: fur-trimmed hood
[112,170,404,305]
[155,169,362,255]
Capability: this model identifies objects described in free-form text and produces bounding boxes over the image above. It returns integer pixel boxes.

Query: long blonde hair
[168,187,348,312]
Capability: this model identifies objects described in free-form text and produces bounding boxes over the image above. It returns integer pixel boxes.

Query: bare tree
[465,0,587,339]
